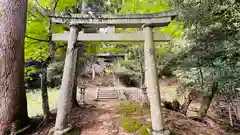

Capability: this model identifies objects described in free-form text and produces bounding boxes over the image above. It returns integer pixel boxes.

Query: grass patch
[118,101,177,135]
[118,101,140,116]
[120,117,143,132]
[118,101,152,134]
[138,125,152,135]
[117,101,150,116]
[26,88,59,117]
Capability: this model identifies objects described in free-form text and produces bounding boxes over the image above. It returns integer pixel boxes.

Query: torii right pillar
[143,24,165,135]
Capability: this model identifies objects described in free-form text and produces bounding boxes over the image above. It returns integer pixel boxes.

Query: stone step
[96,89,119,100]
[98,90,117,93]
[97,93,118,97]
[98,93,118,95]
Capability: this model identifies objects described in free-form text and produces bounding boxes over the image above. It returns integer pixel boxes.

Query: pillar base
[152,129,170,135]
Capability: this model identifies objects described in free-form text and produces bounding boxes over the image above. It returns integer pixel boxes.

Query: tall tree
[171,0,240,119]
[0,0,29,134]
[26,0,77,120]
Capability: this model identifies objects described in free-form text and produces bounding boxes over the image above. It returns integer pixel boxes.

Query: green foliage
[170,131,177,135]
[114,0,184,84]
[138,126,151,135]
[26,0,48,61]
[120,117,143,132]
[169,0,240,99]
[117,101,162,135]
[120,0,169,14]
[24,66,38,81]
[25,0,185,88]
[99,47,124,53]
[119,0,183,38]
[120,60,135,66]
[25,0,71,77]
[118,101,138,116]
[25,67,37,76]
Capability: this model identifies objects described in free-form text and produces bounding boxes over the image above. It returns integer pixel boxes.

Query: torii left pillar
[54,23,80,134]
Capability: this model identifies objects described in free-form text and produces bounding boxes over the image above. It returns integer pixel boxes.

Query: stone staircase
[96,88,120,100]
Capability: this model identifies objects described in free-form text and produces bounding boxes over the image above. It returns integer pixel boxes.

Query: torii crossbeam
[51,11,176,42]
[52,32,171,42]
[51,11,176,28]
[52,10,177,135]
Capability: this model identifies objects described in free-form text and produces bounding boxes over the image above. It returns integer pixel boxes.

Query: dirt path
[29,100,134,135]
[78,101,134,135]
[28,77,228,135]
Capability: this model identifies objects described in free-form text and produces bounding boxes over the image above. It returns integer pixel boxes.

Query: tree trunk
[139,44,145,86]
[40,68,51,119]
[0,0,29,134]
[139,45,149,104]
[236,106,240,121]
[181,91,194,115]
[54,25,79,134]
[198,80,218,119]
[71,73,79,108]
[71,42,84,108]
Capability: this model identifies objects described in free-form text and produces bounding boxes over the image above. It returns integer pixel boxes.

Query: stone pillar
[79,86,87,105]
[143,24,165,135]
[54,23,79,132]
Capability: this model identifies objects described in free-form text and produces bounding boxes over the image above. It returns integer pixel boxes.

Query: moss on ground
[118,101,150,134]
[120,117,143,132]
[118,101,176,135]
[138,125,151,135]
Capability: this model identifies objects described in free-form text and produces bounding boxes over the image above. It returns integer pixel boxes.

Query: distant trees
[171,0,240,120]
[0,0,29,134]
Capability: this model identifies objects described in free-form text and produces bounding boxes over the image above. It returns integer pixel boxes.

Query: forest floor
[25,76,239,135]
[27,100,134,135]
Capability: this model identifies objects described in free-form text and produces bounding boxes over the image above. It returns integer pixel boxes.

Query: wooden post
[54,24,79,133]
[143,25,165,135]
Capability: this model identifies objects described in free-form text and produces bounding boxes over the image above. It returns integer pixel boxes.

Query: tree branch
[24,40,40,49]
[42,0,60,67]
[25,35,49,42]
[35,0,48,11]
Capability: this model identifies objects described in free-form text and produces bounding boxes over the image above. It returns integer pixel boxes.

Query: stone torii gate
[51,11,177,135]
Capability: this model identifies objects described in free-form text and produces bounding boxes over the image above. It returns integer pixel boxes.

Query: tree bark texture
[143,26,164,135]
[41,68,51,119]
[236,105,240,121]
[138,44,145,86]
[54,25,79,134]
[198,81,218,119]
[71,42,85,108]
[0,0,29,134]
[180,91,195,115]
